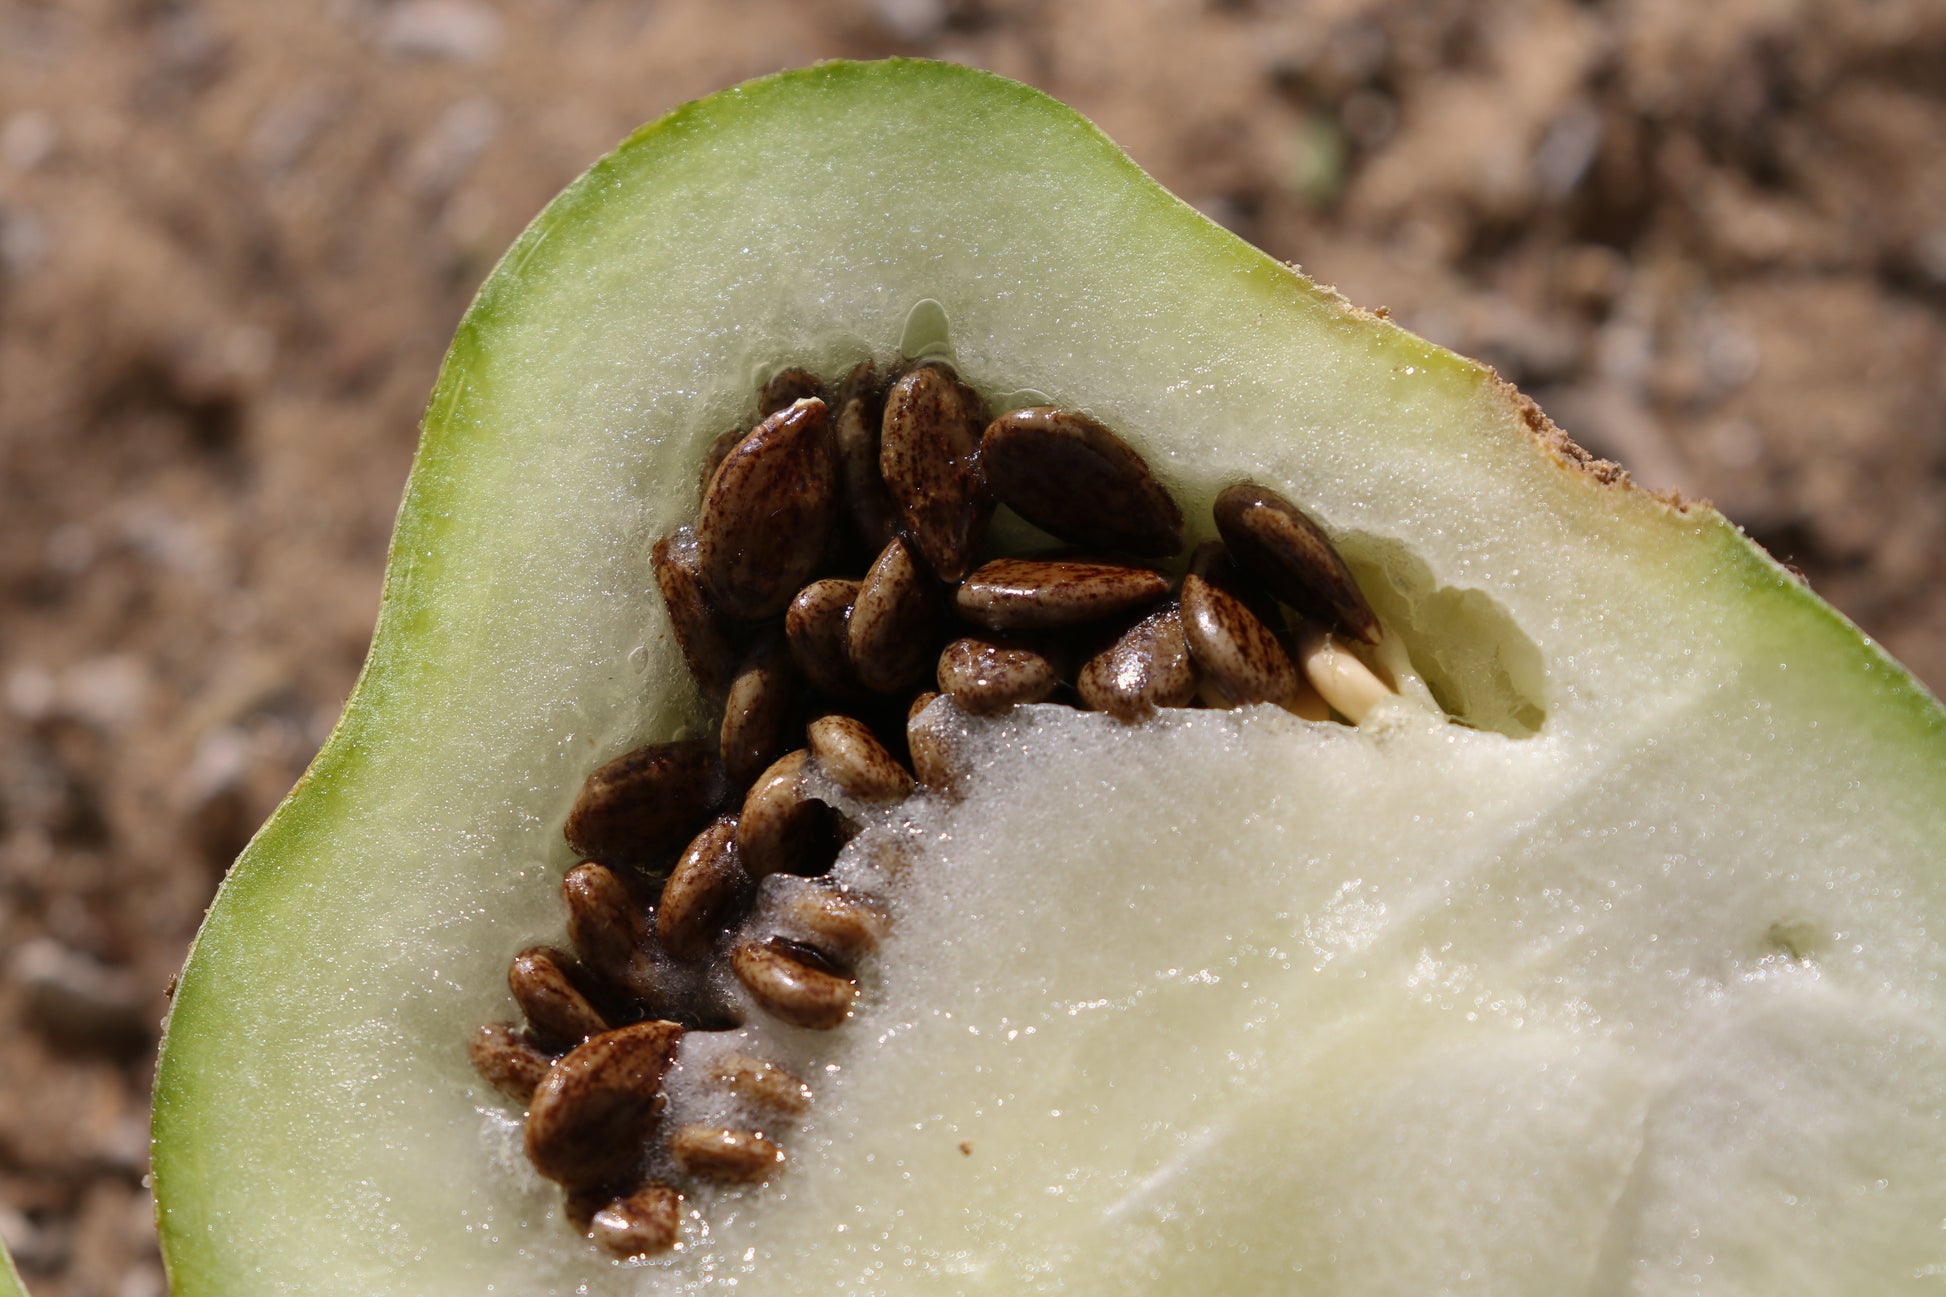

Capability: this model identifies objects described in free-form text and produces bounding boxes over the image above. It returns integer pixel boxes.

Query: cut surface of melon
[151,60,1946,1296]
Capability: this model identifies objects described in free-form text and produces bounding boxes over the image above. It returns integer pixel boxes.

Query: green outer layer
[0,1239,24,1297]
[151,59,1946,1295]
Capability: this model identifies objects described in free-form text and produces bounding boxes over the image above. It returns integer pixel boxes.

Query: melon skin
[150,59,1946,1296]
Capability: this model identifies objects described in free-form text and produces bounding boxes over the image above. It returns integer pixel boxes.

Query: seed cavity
[981,406,1184,557]
[563,740,721,873]
[698,399,839,620]
[670,1125,786,1184]
[523,1020,684,1189]
[880,362,991,582]
[955,556,1168,631]
[1214,482,1380,645]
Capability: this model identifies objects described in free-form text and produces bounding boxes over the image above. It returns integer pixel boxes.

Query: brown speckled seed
[698,427,744,501]
[468,1023,552,1104]
[955,557,1168,631]
[1213,482,1379,644]
[981,407,1184,557]
[563,740,721,872]
[780,878,890,964]
[849,535,940,694]
[759,367,824,416]
[833,360,900,552]
[651,535,736,697]
[588,1184,683,1259]
[1078,602,1199,721]
[1180,542,1300,706]
[720,630,801,790]
[708,1051,812,1119]
[697,399,838,620]
[670,1126,786,1184]
[937,637,1062,714]
[509,946,610,1049]
[786,578,865,698]
[523,1020,684,1189]
[731,937,858,1030]
[737,750,839,879]
[562,861,664,1006]
[657,818,749,963]
[880,363,991,582]
[807,714,914,804]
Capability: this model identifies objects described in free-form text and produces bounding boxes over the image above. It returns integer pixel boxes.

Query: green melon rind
[0,1239,24,1297]
[150,58,1946,1295]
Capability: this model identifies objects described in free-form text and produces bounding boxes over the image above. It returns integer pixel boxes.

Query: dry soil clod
[955,556,1169,630]
[880,362,992,582]
[980,406,1184,557]
[522,1020,685,1189]
[1213,482,1379,645]
[563,740,721,872]
[698,398,839,620]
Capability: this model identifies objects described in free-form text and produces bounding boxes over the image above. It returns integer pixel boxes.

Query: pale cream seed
[1297,626,1396,723]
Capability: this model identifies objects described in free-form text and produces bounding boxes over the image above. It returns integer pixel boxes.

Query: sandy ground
[1,1,1943,1292]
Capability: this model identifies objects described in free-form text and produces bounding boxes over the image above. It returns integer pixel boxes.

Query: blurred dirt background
[1,0,1942,1292]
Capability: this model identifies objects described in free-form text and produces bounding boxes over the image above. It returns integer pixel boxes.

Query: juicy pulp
[151,59,1946,1295]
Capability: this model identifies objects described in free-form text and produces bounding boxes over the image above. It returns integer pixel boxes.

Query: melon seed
[720,629,801,790]
[522,1020,684,1189]
[1077,601,1199,720]
[786,577,866,698]
[730,937,858,1030]
[708,1051,813,1119]
[508,946,610,1049]
[981,406,1184,557]
[1297,626,1396,723]
[832,360,900,553]
[468,1023,551,1103]
[955,556,1169,630]
[562,861,664,1006]
[587,1183,683,1259]
[880,362,991,582]
[651,535,736,697]
[806,714,914,804]
[1180,542,1300,707]
[737,750,841,879]
[657,818,749,963]
[1213,481,1379,645]
[697,398,839,620]
[758,366,824,416]
[937,636,1062,714]
[849,535,942,694]
[563,739,721,872]
[670,1126,786,1184]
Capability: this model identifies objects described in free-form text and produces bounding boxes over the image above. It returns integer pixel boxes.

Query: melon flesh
[151,60,1946,1295]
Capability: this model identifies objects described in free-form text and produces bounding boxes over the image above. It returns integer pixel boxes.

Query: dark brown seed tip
[981,407,1184,557]
[955,556,1169,631]
[588,1183,683,1259]
[697,399,839,620]
[522,1020,684,1189]
[880,362,991,582]
[720,629,801,791]
[1212,482,1379,644]
[564,740,721,871]
[759,367,824,416]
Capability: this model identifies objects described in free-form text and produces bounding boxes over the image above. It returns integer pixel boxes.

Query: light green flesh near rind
[153,60,1946,1296]
[0,1239,24,1297]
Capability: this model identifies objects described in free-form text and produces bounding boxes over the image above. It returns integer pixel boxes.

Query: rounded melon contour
[151,59,1946,1295]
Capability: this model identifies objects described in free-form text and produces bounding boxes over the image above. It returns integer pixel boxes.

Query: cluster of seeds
[468,357,1399,1259]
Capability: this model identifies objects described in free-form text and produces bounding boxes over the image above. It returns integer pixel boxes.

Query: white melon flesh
[151,60,1946,1296]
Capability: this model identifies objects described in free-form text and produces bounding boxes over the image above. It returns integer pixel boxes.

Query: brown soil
[2,2,1942,1292]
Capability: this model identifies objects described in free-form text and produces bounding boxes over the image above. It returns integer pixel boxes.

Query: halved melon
[152,59,1946,1295]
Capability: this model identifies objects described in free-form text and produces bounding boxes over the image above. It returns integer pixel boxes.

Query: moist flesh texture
[151,60,1946,1296]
